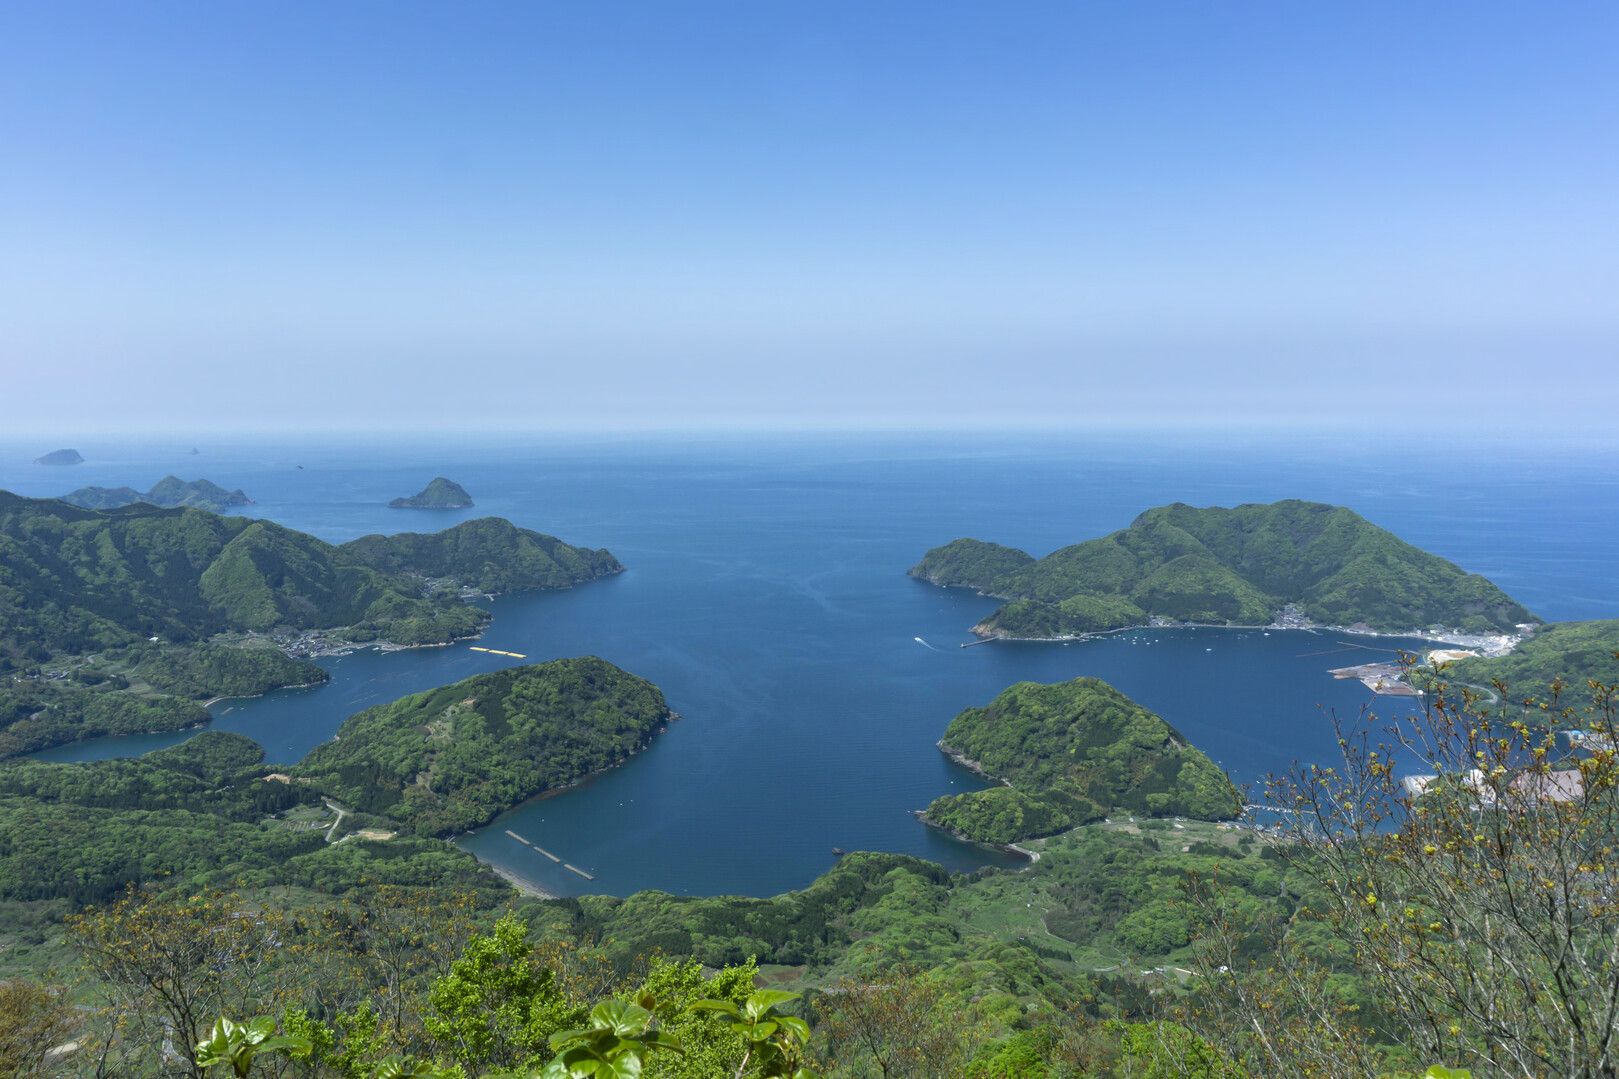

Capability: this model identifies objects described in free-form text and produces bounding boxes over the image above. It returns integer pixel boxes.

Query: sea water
[6,433,1617,897]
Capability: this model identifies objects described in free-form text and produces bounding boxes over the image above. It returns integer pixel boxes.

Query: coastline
[487,863,560,899]
[911,809,1041,865]
[966,618,1524,655]
[937,741,1011,788]
[912,569,1529,654]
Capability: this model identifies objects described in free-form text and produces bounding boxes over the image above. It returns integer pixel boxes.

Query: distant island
[922,676,1239,844]
[911,499,1537,639]
[34,449,83,466]
[390,477,474,508]
[58,476,253,514]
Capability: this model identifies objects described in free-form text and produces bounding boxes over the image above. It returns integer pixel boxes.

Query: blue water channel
[8,433,1616,897]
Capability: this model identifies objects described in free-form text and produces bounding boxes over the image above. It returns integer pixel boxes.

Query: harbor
[1327,661,1419,696]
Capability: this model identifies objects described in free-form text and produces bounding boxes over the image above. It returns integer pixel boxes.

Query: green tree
[1257,669,1619,1077]
[0,977,78,1079]
[424,913,586,1073]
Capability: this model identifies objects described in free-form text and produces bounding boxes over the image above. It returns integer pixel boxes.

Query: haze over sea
[5,433,1617,898]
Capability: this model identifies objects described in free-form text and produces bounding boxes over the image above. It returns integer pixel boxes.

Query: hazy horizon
[4,2,1616,435]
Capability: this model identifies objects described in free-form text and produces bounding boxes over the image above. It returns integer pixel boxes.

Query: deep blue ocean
[4,433,1617,898]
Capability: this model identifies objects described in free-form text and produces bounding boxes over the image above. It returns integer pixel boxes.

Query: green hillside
[0,681,210,758]
[1420,619,1619,719]
[924,677,1239,843]
[295,657,671,835]
[911,499,1536,637]
[0,491,620,665]
[337,516,623,593]
[0,730,503,907]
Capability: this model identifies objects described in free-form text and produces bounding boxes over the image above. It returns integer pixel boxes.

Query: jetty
[530,844,561,863]
[563,863,595,881]
[504,829,529,845]
[470,646,528,658]
[1328,661,1419,697]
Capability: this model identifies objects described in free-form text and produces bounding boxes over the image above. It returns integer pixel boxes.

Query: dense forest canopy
[0,491,621,665]
[295,657,671,835]
[925,677,1239,843]
[911,499,1537,637]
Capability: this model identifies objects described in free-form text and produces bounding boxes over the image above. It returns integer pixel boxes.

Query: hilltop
[390,477,474,508]
[912,499,1536,638]
[923,676,1239,844]
[58,476,253,513]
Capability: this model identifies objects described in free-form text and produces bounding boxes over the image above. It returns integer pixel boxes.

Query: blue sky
[2,2,1615,434]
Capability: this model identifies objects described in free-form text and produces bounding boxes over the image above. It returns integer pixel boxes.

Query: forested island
[922,677,1239,844]
[912,499,1537,638]
[390,477,474,508]
[0,491,623,753]
[58,475,253,513]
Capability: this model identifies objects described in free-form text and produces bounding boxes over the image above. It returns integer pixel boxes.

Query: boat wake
[914,636,945,652]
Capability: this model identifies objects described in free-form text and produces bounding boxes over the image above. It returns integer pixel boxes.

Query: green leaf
[747,990,801,1011]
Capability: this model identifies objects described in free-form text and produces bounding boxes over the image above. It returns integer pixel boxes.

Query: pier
[470,646,528,658]
[504,829,529,845]
[1327,661,1419,696]
[530,844,561,863]
[563,863,595,881]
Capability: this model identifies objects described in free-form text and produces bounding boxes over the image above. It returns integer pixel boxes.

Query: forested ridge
[911,499,1536,638]
[0,491,623,753]
[0,491,621,663]
[57,476,253,513]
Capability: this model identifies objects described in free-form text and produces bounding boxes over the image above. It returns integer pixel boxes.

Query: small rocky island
[390,477,474,509]
[34,448,84,466]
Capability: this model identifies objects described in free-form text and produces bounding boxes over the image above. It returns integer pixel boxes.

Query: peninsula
[390,477,474,508]
[911,499,1537,639]
[33,448,83,466]
[295,657,671,835]
[1414,618,1619,719]
[0,491,623,753]
[58,476,253,513]
[0,657,671,904]
[922,676,1239,844]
